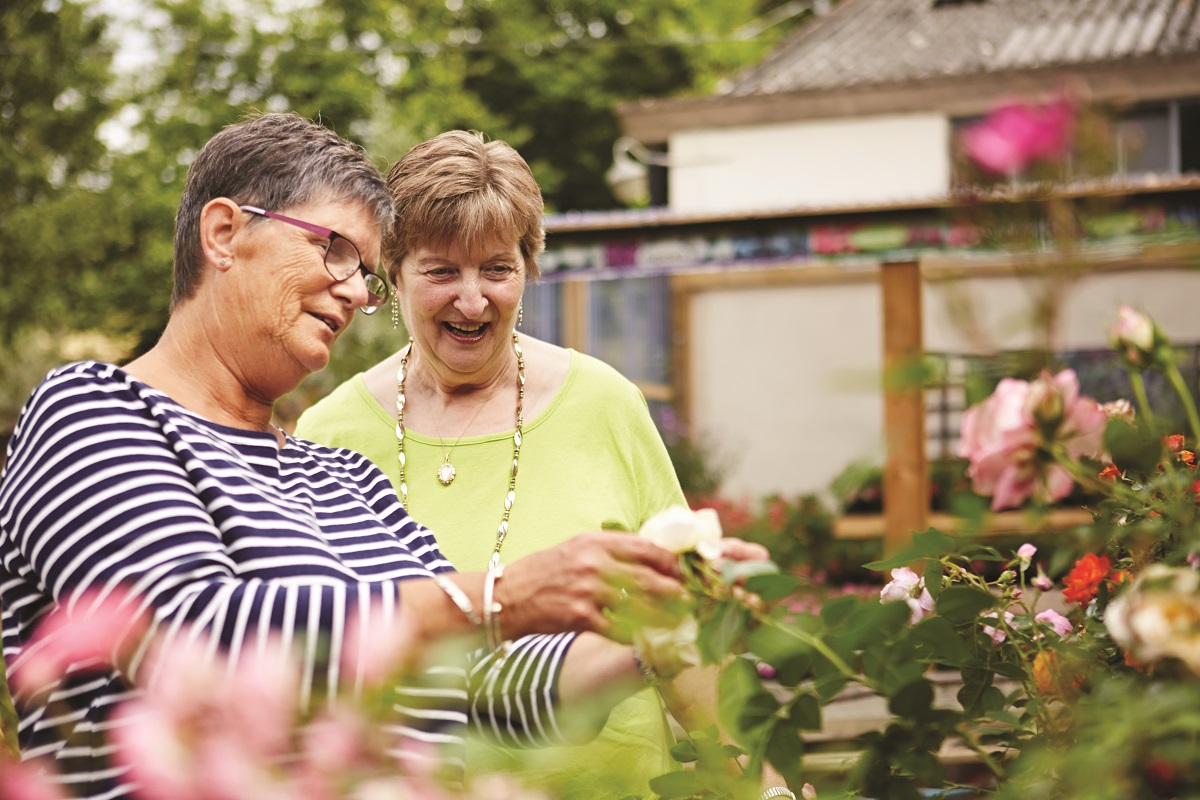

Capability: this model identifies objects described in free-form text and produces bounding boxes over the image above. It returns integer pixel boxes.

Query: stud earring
[219,259,227,267]
[517,302,524,328]
[391,294,400,330]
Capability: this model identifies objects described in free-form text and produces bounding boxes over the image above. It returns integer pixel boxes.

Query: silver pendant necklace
[395,334,526,568]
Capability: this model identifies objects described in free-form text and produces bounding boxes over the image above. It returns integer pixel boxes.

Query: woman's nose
[454,275,487,317]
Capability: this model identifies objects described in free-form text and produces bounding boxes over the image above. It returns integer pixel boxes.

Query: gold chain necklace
[396,333,525,569]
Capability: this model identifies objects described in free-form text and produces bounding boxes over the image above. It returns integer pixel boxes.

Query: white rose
[1107,566,1200,673]
[633,615,702,679]
[638,505,723,561]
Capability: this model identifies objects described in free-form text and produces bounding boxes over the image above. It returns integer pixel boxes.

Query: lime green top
[295,350,686,799]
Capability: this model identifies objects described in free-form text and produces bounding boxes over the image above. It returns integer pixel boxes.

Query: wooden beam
[881,260,928,557]
[560,279,590,354]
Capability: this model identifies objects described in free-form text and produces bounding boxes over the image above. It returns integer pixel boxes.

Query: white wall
[668,114,951,214]
[691,266,1200,498]
[689,279,883,498]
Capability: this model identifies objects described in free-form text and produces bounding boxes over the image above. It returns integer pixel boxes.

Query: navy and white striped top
[0,361,576,796]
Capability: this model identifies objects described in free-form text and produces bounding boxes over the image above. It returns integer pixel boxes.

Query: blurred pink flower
[1036,609,1073,637]
[1017,543,1037,570]
[880,567,935,624]
[109,698,204,800]
[0,759,70,800]
[958,369,1107,511]
[962,96,1075,175]
[9,587,150,699]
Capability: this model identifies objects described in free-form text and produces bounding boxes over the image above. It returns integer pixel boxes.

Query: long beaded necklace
[396,333,525,569]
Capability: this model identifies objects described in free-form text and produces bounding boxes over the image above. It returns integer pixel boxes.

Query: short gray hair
[172,112,392,308]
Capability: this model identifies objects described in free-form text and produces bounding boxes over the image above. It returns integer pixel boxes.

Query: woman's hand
[498,532,686,640]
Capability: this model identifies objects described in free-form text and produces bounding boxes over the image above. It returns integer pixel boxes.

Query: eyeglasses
[239,205,389,314]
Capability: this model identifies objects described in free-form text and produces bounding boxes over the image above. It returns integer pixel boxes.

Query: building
[528,0,1200,500]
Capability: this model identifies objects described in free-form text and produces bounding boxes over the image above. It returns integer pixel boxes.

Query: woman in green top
[296,130,790,800]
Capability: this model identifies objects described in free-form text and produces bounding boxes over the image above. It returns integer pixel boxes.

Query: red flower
[1062,553,1111,606]
[1098,464,1120,481]
[1180,450,1196,467]
[1165,434,1185,452]
[1191,479,1200,501]
[1108,569,1131,590]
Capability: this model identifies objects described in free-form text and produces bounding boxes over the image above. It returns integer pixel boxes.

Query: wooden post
[881,260,928,557]
[669,275,693,432]
[561,278,590,354]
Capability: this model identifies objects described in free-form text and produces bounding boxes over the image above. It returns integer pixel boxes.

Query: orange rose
[1181,450,1196,466]
[1165,434,1185,452]
[1032,650,1058,695]
[1063,553,1111,606]
[1098,464,1120,480]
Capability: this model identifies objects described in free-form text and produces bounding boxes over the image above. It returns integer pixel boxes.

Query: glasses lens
[361,272,388,313]
[325,237,362,281]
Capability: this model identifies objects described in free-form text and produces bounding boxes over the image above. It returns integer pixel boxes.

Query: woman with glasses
[0,113,760,798]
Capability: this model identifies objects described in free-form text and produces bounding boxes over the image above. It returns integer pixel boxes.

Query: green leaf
[1104,417,1163,474]
[721,559,779,584]
[718,658,777,738]
[923,559,945,601]
[648,770,707,799]
[889,679,935,718]
[863,528,957,571]
[668,739,698,763]
[765,720,807,788]
[820,594,859,627]
[744,572,801,601]
[909,616,970,666]
[698,602,749,662]
[935,586,996,623]
[787,693,822,730]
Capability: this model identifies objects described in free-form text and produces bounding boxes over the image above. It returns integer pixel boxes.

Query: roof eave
[617,53,1200,144]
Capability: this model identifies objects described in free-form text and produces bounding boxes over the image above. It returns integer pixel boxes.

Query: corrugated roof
[725,0,1200,97]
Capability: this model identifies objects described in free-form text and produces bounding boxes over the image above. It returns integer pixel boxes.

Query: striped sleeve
[0,367,394,697]
[466,633,577,748]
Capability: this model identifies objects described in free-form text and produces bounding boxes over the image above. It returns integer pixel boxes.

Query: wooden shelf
[833,507,1095,540]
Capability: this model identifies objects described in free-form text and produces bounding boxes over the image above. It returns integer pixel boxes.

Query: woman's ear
[199,198,241,271]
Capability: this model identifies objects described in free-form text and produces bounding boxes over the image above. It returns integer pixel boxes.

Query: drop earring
[517,302,524,328]
[391,294,400,330]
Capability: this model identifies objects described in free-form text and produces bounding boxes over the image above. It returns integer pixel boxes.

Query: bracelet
[483,562,507,652]
[432,573,482,629]
[760,788,796,800]
[631,645,663,686]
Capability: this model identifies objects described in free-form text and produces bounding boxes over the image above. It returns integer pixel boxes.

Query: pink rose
[1017,543,1037,570]
[962,96,1074,175]
[880,567,935,624]
[981,610,1015,644]
[958,369,1107,511]
[1110,306,1160,370]
[8,587,150,699]
[1035,609,1073,637]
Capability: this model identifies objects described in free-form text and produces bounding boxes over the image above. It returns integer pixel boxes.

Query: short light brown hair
[172,112,391,308]
[383,131,545,286]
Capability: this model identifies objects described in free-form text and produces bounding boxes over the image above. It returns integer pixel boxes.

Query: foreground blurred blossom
[633,614,702,679]
[638,505,723,561]
[880,567,935,624]
[0,759,69,800]
[958,369,1107,511]
[342,600,418,690]
[801,783,818,800]
[962,96,1074,175]
[8,587,150,698]
[1107,566,1200,674]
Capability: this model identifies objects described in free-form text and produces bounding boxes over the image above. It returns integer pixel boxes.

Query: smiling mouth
[310,313,342,334]
[443,321,488,338]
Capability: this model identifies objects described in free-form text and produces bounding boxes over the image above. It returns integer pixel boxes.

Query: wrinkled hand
[498,532,686,640]
[715,537,770,566]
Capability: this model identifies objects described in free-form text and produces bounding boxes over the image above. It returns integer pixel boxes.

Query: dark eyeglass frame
[238,205,389,314]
